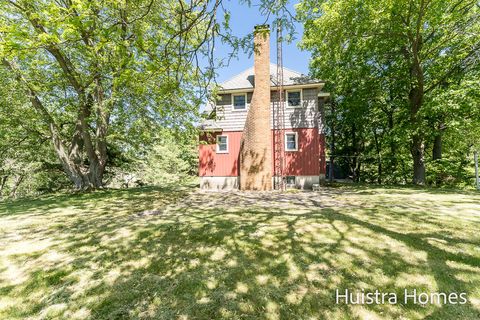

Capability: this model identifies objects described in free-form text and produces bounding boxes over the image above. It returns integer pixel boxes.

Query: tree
[0,0,221,189]
[0,66,73,198]
[1,0,299,191]
[298,0,480,184]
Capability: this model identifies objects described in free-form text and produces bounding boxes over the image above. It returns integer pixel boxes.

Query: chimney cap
[254,24,270,32]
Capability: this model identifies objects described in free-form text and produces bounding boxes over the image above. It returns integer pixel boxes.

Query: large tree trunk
[3,57,108,191]
[0,175,8,199]
[46,104,106,190]
[354,161,362,182]
[3,8,110,191]
[432,133,442,160]
[408,64,425,184]
[10,174,24,198]
[406,0,427,185]
[62,165,104,190]
[411,135,426,184]
[409,84,426,185]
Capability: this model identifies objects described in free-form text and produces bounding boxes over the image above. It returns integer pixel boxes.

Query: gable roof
[219,63,322,90]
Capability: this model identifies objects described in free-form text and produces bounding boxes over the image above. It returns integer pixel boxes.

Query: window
[216,135,228,153]
[287,90,302,107]
[318,97,325,111]
[285,132,298,151]
[285,176,296,186]
[232,94,247,110]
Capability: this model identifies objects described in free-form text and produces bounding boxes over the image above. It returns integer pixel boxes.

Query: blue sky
[213,0,311,83]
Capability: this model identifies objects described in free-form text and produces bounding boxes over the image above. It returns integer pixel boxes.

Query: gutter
[218,82,326,94]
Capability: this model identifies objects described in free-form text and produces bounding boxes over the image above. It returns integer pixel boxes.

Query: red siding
[199,131,241,177]
[199,129,326,177]
[283,128,320,176]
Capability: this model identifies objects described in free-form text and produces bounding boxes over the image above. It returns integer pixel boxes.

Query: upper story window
[287,90,302,108]
[285,132,298,151]
[232,93,247,110]
[216,135,228,153]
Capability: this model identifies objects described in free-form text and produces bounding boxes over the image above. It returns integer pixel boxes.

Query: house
[199,25,328,190]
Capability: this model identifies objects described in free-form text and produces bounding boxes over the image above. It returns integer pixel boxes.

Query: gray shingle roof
[200,63,324,120]
[198,118,221,130]
[219,63,321,90]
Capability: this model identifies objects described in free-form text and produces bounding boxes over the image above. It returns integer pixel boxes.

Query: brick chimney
[239,25,272,190]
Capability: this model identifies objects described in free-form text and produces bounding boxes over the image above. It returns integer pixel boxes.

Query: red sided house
[199,25,328,190]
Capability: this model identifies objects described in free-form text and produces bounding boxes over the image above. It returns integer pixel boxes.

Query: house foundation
[200,175,323,190]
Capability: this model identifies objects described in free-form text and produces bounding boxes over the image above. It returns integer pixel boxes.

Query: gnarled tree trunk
[9,174,24,198]
[3,58,108,190]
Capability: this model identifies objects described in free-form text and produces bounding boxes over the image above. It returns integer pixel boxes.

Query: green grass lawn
[1,185,480,319]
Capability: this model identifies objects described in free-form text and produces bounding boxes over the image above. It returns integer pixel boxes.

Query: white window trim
[231,93,248,111]
[285,132,298,152]
[216,135,228,153]
[286,89,303,108]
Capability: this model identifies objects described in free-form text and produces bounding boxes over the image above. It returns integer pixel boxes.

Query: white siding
[214,88,322,131]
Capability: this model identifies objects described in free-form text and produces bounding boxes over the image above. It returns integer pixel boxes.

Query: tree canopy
[298,0,480,185]
[1,0,478,195]
[0,0,297,193]
[0,0,222,189]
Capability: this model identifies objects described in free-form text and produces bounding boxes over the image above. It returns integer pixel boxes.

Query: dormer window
[287,90,302,108]
[232,93,247,110]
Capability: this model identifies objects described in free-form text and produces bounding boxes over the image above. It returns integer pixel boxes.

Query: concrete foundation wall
[200,177,239,190]
[200,175,323,190]
[294,176,320,189]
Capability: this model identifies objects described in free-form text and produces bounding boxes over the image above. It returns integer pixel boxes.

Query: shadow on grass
[325,182,480,196]
[1,186,479,319]
[0,186,188,218]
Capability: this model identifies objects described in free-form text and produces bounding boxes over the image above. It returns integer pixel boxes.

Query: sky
[213,0,311,84]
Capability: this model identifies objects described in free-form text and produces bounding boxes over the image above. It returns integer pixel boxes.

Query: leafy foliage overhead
[0,0,298,192]
[298,0,480,185]
[0,0,221,189]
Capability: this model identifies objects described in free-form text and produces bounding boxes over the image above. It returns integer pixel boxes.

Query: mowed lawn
[1,185,480,320]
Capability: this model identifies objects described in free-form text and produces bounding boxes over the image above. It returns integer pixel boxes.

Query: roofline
[218,63,316,88]
[198,127,223,132]
[219,66,254,87]
[218,82,326,94]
